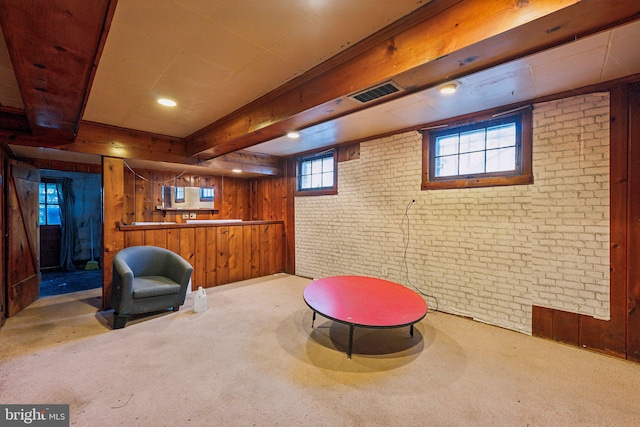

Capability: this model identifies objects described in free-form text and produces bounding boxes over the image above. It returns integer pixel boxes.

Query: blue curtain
[57,178,78,271]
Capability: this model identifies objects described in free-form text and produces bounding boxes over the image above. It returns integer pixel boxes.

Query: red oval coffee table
[303,276,428,358]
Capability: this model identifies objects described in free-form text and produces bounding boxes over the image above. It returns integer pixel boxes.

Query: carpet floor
[1,274,639,426]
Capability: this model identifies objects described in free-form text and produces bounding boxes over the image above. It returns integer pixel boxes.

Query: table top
[303,276,428,328]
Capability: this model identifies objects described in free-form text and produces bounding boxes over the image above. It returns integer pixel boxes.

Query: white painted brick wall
[295,93,610,334]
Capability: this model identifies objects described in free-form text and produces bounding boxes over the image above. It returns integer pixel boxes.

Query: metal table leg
[311,311,316,328]
[348,324,354,359]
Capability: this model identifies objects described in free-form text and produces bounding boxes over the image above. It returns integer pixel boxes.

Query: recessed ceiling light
[157,98,177,107]
[232,169,242,173]
[438,83,457,95]
[287,131,300,139]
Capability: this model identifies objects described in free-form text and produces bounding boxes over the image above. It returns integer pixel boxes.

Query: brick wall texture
[295,93,610,334]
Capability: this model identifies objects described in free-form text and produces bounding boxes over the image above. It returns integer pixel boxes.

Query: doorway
[38,169,103,297]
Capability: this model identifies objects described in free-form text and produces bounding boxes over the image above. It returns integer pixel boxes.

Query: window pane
[301,175,311,189]
[311,159,323,175]
[39,205,45,225]
[301,161,311,175]
[46,184,58,204]
[311,173,322,188]
[435,155,458,177]
[47,206,61,225]
[435,135,458,157]
[39,183,45,204]
[322,157,333,172]
[486,147,516,172]
[486,123,516,149]
[322,171,333,187]
[459,129,485,153]
[459,151,485,175]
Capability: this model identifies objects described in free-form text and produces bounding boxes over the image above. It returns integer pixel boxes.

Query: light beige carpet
[1,274,639,426]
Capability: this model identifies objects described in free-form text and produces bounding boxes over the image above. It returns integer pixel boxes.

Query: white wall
[295,93,610,334]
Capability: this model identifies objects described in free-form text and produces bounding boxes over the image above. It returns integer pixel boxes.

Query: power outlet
[189,213,197,219]
[381,266,388,277]
[182,213,189,219]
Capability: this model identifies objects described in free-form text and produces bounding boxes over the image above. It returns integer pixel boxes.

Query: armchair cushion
[132,276,182,298]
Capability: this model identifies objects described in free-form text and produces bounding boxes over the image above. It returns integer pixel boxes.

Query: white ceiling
[1,1,640,168]
[81,0,432,139]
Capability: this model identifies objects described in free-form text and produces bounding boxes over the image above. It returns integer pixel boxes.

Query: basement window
[422,108,533,190]
[39,181,61,225]
[296,150,337,196]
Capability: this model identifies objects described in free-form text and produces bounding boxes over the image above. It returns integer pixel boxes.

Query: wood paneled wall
[103,157,296,309]
[121,222,284,289]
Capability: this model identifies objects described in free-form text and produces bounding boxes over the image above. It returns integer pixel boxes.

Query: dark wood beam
[186,0,640,159]
[0,0,117,142]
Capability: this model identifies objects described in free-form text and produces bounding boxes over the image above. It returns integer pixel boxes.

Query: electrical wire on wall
[124,161,187,183]
[401,199,439,312]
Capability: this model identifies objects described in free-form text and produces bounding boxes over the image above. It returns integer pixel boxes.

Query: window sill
[295,188,338,197]
[422,173,533,190]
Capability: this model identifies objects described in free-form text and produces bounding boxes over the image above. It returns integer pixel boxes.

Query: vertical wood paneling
[260,224,271,275]
[531,306,553,338]
[125,230,144,247]
[0,149,4,326]
[283,159,296,273]
[216,227,229,285]
[194,227,206,289]
[242,226,252,279]
[167,229,180,254]
[626,82,640,362]
[205,227,217,287]
[145,229,167,248]
[248,162,296,275]
[228,226,242,283]
[251,224,261,278]
[123,167,135,225]
[179,228,196,268]
[102,157,125,308]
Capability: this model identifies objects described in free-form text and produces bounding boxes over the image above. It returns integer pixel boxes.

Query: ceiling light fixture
[438,83,458,95]
[287,131,300,139]
[157,98,177,107]
[232,169,242,173]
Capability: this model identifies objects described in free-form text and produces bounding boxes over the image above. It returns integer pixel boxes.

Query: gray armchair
[111,246,193,329]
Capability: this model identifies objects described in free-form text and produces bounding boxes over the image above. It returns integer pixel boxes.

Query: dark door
[5,160,40,317]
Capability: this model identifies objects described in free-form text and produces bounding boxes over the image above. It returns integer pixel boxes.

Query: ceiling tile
[602,20,640,81]
[112,0,207,48]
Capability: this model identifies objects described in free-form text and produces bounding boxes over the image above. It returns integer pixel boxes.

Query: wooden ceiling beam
[0,120,282,176]
[0,0,117,142]
[186,0,640,159]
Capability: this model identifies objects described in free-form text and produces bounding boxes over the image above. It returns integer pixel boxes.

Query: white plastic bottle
[194,286,208,313]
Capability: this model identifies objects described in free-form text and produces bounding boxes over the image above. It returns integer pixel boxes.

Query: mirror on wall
[160,186,214,210]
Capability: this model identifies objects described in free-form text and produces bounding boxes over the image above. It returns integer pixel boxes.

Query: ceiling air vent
[350,81,403,103]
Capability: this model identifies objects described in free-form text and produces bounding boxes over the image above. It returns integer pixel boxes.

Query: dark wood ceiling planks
[0,0,117,142]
